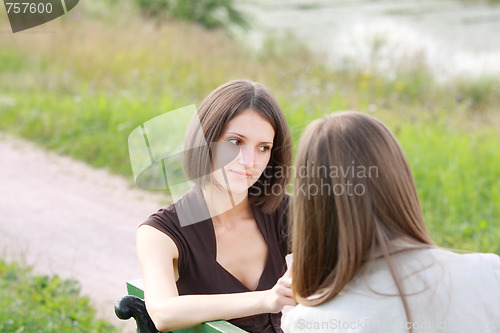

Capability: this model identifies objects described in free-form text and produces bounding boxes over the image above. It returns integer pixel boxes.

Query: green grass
[397,123,500,254]
[0,260,118,333]
[0,0,499,260]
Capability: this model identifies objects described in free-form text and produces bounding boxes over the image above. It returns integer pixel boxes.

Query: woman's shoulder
[142,185,210,231]
[169,186,211,227]
[426,247,500,267]
[141,202,180,234]
[394,247,500,294]
[393,246,500,277]
[434,248,500,279]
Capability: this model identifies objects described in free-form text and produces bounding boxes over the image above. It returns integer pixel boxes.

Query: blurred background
[0,0,499,332]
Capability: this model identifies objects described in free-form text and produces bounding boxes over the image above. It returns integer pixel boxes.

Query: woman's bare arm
[137,225,295,332]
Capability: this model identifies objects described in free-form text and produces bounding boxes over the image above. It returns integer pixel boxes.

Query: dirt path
[0,133,169,332]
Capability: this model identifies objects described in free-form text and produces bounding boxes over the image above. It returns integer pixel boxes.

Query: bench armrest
[116,279,248,332]
[115,295,158,333]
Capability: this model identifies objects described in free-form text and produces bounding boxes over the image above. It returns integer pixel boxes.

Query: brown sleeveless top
[142,186,291,333]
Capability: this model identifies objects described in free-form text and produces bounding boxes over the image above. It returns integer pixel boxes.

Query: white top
[283,247,500,332]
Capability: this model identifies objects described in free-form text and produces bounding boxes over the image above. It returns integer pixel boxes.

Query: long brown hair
[183,79,292,213]
[292,111,433,323]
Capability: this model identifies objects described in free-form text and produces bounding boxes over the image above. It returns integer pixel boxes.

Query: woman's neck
[201,185,252,226]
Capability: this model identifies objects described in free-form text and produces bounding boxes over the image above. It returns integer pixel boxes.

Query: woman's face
[211,109,275,195]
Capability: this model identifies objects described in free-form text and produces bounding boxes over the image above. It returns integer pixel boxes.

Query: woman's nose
[238,147,254,167]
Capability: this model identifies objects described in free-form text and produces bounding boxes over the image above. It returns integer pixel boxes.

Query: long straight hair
[292,111,433,324]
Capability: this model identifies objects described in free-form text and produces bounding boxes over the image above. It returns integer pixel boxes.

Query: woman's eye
[228,138,241,145]
[258,145,270,152]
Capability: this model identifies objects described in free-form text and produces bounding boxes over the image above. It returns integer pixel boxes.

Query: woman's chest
[214,219,269,291]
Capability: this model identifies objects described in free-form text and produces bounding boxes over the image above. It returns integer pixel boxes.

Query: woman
[283,111,500,332]
[137,80,295,332]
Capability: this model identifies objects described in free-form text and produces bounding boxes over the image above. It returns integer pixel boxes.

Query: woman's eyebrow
[225,131,246,138]
[225,132,273,145]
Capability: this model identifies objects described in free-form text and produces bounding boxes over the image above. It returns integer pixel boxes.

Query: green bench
[115,279,248,333]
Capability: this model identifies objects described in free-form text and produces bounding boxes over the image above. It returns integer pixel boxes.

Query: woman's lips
[229,170,251,178]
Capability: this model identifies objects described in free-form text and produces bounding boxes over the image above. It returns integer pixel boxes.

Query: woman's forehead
[222,110,275,141]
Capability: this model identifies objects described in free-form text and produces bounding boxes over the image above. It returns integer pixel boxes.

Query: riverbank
[241,0,500,79]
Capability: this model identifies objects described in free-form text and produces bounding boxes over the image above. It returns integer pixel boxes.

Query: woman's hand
[263,269,296,313]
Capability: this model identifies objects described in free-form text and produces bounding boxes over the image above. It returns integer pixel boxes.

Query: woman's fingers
[275,275,296,304]
[264,269,297,312]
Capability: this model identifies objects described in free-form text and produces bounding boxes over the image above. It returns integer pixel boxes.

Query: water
[240,0,500,80]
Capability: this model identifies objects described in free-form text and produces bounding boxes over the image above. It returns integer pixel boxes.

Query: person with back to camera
[137,80,296,333]
[283,111,500,332]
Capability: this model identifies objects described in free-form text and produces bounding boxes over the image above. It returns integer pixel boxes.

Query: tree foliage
[135,0,249,30]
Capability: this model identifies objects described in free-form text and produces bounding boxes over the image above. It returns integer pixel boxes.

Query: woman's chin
[227,185,250,196]
[224,176,254,194]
